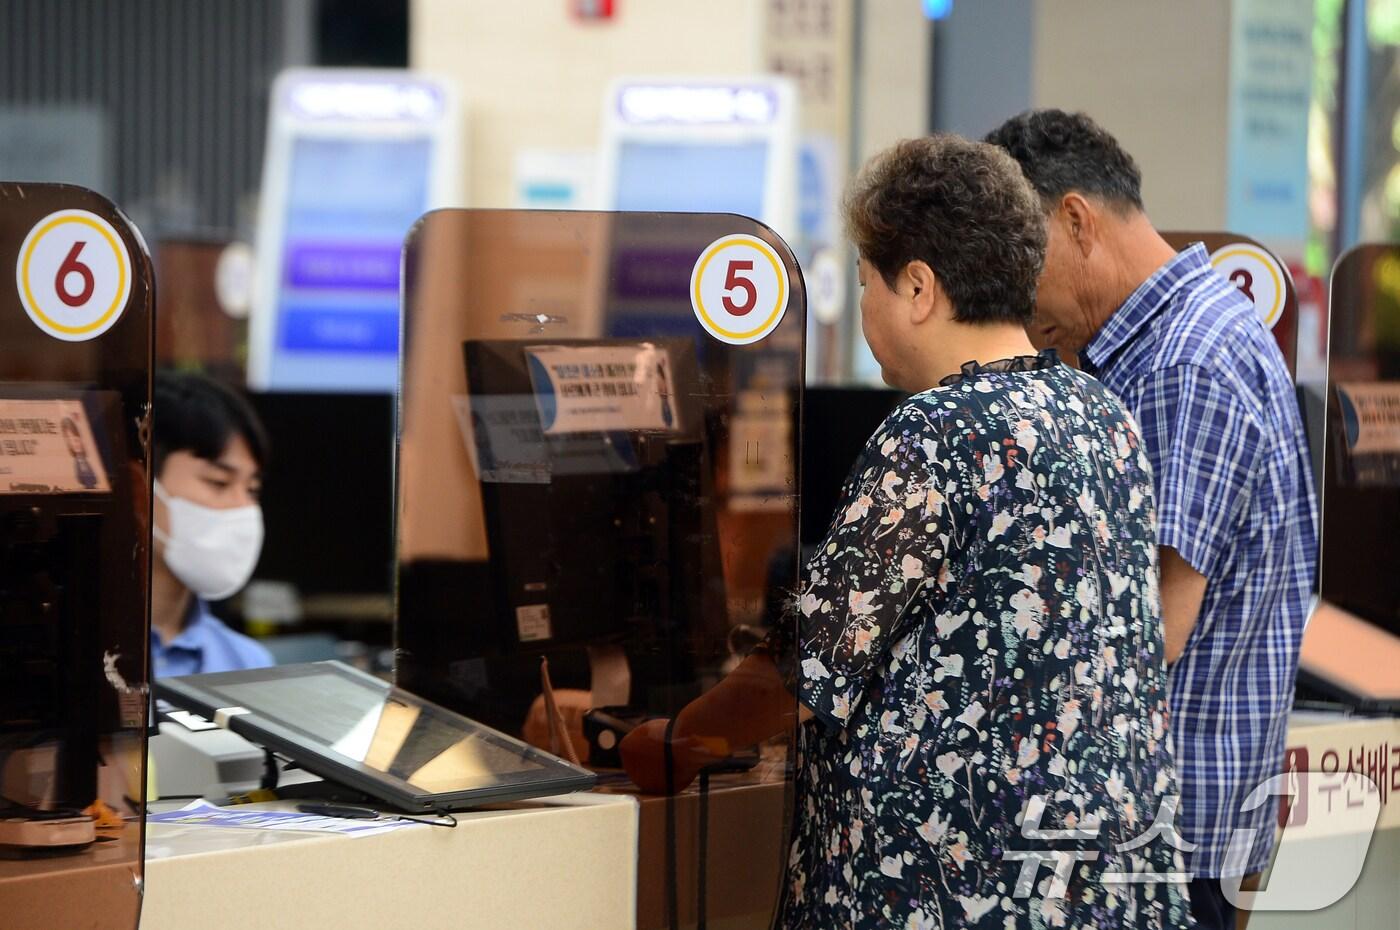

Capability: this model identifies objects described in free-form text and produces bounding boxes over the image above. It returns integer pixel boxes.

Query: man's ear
[1059,193,1098,259]
[904,260,941,325]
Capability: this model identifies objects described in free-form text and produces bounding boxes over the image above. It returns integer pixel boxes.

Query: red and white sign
[689,234,789,346]
[14,209,132,342]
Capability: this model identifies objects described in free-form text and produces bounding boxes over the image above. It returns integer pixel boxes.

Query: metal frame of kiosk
[0,183,154,930]
[395,209,805,929]
[596,77,798,241]
[247,68,464,393]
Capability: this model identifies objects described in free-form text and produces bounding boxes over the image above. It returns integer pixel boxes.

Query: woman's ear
[904,260,941,325]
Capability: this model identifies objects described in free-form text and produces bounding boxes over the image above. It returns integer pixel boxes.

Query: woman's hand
[618,718,721,795]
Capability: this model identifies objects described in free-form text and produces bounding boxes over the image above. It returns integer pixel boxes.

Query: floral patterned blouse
[773,355,1192,929]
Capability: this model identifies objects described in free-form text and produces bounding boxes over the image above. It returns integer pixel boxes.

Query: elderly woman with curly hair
[622,135,1192,930]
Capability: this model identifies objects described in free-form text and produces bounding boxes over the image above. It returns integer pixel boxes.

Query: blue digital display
[267,137,431,392]
[614,141,768,219]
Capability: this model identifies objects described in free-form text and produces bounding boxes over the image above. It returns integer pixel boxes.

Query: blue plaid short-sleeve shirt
[1082,243,1318,877]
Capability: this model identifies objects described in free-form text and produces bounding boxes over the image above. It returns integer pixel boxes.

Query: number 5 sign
[690,234,789,345]
[15,209,133,342]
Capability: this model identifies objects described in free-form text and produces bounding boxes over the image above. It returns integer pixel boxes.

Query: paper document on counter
[147,799,423,838]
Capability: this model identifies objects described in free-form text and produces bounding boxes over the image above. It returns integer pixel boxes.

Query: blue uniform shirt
[1082,243,1318,878]
[152,598,274,678]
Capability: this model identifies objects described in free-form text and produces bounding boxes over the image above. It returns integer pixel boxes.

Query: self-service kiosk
[247,69,464,393]
[597,78,798,241]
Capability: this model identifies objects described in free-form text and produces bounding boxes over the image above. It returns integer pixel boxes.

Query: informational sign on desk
[1227,716,1400,912]
[0,399,109,494]
[1285,717,1400,831]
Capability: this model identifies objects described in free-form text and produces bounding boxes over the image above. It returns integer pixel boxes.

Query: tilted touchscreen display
[201,668,546,791]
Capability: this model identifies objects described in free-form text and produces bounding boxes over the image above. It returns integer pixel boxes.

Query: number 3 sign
[1209,242,1285,330]
[15,209,132,342]
[690,234,789,345]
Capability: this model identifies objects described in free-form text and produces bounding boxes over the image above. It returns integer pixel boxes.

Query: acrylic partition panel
[396,209,804,928]
[0,183,153,929]
[1304,246,1400,697]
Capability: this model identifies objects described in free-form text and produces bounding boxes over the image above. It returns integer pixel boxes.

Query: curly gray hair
[844,134,1047,325]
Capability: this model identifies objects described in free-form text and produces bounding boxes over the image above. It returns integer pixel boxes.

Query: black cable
[663,717,679,930]
[697,768,711,930]
[393,810,457,828]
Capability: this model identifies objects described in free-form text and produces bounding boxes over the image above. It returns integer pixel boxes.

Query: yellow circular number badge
[15,209,132,342]
[690,234,789,346]
[1210,242,1286,330]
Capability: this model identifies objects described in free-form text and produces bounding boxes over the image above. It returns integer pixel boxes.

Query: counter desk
[1253,712,1400,930]
[140,792,637,930]
[10,713,1399,930]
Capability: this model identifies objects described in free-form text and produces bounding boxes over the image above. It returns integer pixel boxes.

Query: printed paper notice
[451,394,551,484]
[0,399,110,494]
[146,799,421,838]
[1336,382,1400,454]
[525,344,677,436]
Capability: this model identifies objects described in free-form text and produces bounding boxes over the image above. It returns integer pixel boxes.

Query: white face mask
[153,480,264,601]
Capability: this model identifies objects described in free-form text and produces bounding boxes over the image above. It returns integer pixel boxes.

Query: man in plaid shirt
[988,110,1318,929]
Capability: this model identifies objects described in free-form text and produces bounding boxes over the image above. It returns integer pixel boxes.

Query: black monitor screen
[801,386,906,547]
[243,392,395,597]
[462,338,713,652]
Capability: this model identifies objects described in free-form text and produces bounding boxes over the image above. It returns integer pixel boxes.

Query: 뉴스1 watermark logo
[1002,766,1381,911]
[1005,793,1193,898]
[1222,770,1380,912]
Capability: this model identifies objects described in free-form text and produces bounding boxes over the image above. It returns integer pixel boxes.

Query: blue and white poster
[1225,0,1316,251]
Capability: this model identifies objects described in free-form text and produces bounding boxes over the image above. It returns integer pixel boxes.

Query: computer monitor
[471,337,713,643]
[240,391,395,601]
[800,386,906,548]
[156,661,595,812]
[397,337,727,733]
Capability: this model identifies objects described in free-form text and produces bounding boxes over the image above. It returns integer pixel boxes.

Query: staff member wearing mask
[987,109,1317,929]
[151,371,272,677]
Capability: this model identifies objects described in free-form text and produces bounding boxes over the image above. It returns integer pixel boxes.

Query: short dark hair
[984,109,1144,212]
[153,371,269,475]
[844,134,1046,325]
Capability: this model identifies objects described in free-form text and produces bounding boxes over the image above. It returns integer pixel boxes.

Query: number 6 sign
[690,234,789,345]
[15,209,132,342]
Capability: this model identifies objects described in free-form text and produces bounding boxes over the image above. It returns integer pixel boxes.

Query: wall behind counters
[411,1,931,212]
[411,1,764,209]
[1031,0,1233,232]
